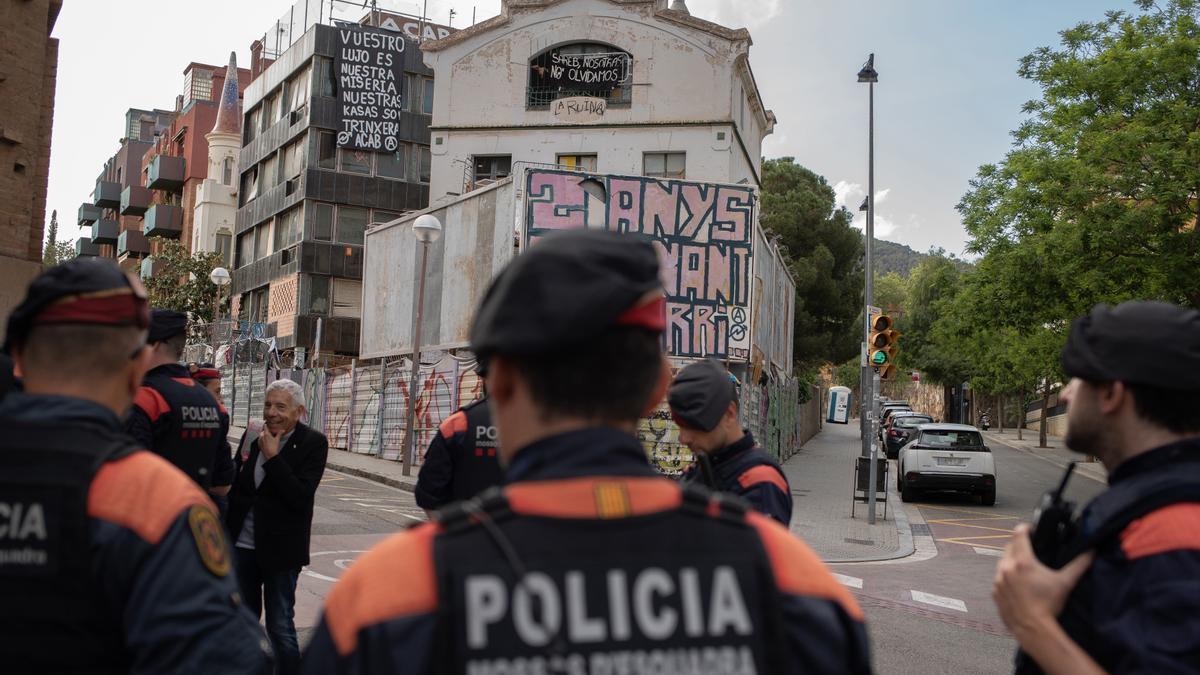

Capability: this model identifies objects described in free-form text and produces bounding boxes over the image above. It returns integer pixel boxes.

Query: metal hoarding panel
[360,181,514,359]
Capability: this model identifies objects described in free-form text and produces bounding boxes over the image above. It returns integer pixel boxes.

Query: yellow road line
[920,504,1022,519]
[927,521,1018,534]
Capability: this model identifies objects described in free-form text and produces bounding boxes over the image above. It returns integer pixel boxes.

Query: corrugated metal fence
[222,355,817,473]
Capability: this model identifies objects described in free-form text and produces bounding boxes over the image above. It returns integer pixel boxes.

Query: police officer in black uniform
[126,310,234,501]
[414,393,503,516]
[300,229,872,674]
[0,258,270,674]
[670,359,793,525]
[993,301,1200,674]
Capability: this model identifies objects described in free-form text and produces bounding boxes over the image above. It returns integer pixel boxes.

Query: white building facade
[422,0,776,199]
[193,53,241,266]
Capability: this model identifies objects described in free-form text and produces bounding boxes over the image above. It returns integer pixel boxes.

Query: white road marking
[911,590,967,613]
[302,550,369,583]
[832,573,863,589]
[974,546,1004,557]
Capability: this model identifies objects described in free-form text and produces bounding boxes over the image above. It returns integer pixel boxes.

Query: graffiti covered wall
[525,170,755,361]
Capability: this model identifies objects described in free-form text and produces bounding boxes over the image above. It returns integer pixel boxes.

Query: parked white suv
[897,424,996,506]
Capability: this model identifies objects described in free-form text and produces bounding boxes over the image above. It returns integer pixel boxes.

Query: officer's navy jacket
[0,393,270,674]
[680,432,793,526]
[414,398,504,510]
[301,428,871,674]
[1018,439,1200,674]
[125,362,233,489]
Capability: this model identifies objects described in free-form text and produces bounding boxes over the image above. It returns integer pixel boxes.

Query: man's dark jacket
[226,422,328,572]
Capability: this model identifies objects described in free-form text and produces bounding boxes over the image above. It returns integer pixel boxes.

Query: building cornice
[422,0,751,53]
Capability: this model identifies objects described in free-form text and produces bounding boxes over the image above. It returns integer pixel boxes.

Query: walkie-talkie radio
[1030,462,1079,568]
[697,452,718,490]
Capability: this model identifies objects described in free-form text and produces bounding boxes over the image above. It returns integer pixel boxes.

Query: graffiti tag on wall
[525,170,754,361]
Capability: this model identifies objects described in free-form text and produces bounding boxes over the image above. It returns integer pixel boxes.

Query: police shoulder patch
[187,504,231,577]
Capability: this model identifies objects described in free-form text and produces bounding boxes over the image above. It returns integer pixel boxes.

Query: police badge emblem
[187,505,231,577]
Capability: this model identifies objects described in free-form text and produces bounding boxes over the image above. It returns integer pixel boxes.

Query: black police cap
[1062,301,1200,391]
[4,258,149,354]
[469,230,664,371]
[668,359,738,432]
[148,309,188,344]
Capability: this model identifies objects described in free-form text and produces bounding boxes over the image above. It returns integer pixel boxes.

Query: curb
[327,461,417,494]
[820,468,917,564]
[983,433,1107,485]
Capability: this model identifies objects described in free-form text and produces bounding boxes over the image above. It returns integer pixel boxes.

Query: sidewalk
[237,423,914,562]
[981,428,1108,485]
[782,422,913,563]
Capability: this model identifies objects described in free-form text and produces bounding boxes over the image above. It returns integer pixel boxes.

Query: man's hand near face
[259,429,282,460]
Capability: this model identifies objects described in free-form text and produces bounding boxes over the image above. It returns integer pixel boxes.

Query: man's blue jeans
[235,547,300,675]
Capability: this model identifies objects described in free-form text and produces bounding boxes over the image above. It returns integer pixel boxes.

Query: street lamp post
[858,53,880,524]
[402,214,443,476]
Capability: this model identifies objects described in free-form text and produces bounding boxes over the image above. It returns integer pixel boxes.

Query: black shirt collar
[505,428,659,483]
[710,430,757,466]
[1108,437,1200,485]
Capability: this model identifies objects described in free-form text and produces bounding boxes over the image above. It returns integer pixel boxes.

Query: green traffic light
[871,351,888,366]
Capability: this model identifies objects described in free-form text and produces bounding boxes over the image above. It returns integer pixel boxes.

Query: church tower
[193,52,242,266]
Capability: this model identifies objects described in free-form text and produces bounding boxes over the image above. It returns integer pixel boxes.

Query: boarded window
[331,278,362,318]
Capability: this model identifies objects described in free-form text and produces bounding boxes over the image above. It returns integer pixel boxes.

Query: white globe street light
[210,266,232,286]
[412,214,443,243]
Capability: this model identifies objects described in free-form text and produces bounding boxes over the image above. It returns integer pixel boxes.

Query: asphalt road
[831,432,1107,675]
[290,436,1107,672]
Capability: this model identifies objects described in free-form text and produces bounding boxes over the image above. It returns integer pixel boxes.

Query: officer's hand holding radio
[993,524,1098,675]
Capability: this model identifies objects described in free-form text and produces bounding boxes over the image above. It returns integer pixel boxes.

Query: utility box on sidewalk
[827,386,852,424]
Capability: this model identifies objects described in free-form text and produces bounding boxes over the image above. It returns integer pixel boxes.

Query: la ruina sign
[335,26,407,152]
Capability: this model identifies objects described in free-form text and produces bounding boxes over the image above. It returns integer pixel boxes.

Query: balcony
[117,229,150,258]
[120,186,153,217]
[140,256,165,279]
[94,180,121,208]
[147,155,185,191]
[91,219,119,245]
[75,238,101,257]
[144,203,183,238]
[78,203,101,226]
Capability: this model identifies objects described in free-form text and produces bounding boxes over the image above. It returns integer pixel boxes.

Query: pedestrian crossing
[832,574,971,614]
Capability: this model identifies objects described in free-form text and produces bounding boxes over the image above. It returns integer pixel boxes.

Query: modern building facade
[421,0,776,199]
[75,108,173,270]
[0,0,61,319]
[230,18,435,356]
[76,58,248,275]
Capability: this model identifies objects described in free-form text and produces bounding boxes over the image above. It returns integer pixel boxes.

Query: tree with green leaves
[961,0,1200,310]
[759,157,865,371]
[42,210,74,267]
[141,240,227,325]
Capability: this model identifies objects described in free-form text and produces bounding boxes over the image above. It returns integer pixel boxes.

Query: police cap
[469,230,664,373]
[1061,300,1200,391]
[3,258,150,354]
[148,309,187,344]
[668,359,739,432]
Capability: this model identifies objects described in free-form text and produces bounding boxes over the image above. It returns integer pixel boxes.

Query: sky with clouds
[46,0,1138,256]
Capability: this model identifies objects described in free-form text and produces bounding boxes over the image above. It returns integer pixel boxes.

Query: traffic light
[868,314,900,376]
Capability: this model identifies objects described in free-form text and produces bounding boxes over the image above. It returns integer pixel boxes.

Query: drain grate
[910,524,932,536]
[844,537,875,546]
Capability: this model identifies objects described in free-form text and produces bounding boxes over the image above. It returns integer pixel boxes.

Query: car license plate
[936,457,967,467]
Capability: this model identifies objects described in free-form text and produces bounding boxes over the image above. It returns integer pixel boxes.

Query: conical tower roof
[210,51,241,136]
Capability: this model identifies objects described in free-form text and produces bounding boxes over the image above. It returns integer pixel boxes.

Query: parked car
[884,413,934,458]
[878,403,911,424]
[898,423,996,506]
[879,408,922,442]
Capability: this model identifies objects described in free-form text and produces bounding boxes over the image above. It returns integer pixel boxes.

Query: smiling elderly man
[227,379,328,675]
